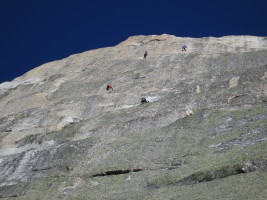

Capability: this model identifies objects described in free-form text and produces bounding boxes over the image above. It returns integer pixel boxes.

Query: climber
[182,45,187,51]
[106,85,113,92]
[141,97,149,104]
[144,51,148,59]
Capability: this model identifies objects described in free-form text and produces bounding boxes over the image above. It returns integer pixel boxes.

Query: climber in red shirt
[106,85,113,92]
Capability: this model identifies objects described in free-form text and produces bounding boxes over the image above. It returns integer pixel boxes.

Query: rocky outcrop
[0,34,267,199]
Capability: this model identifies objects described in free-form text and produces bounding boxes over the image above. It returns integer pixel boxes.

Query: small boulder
[229,77,240,88]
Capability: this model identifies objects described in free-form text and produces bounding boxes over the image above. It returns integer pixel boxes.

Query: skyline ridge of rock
[0,35,267,199]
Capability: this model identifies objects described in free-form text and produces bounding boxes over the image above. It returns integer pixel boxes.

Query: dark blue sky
[0,0,266,83]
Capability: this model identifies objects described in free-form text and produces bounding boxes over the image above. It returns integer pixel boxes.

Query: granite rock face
[0,34,267,199]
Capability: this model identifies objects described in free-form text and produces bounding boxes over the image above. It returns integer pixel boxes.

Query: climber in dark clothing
[182,45,187,51]
[141,97,149,104]
[106,85,113,92]
[144,51,148,59]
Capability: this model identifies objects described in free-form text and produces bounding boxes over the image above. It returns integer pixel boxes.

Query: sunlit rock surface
[0,34,267,199]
